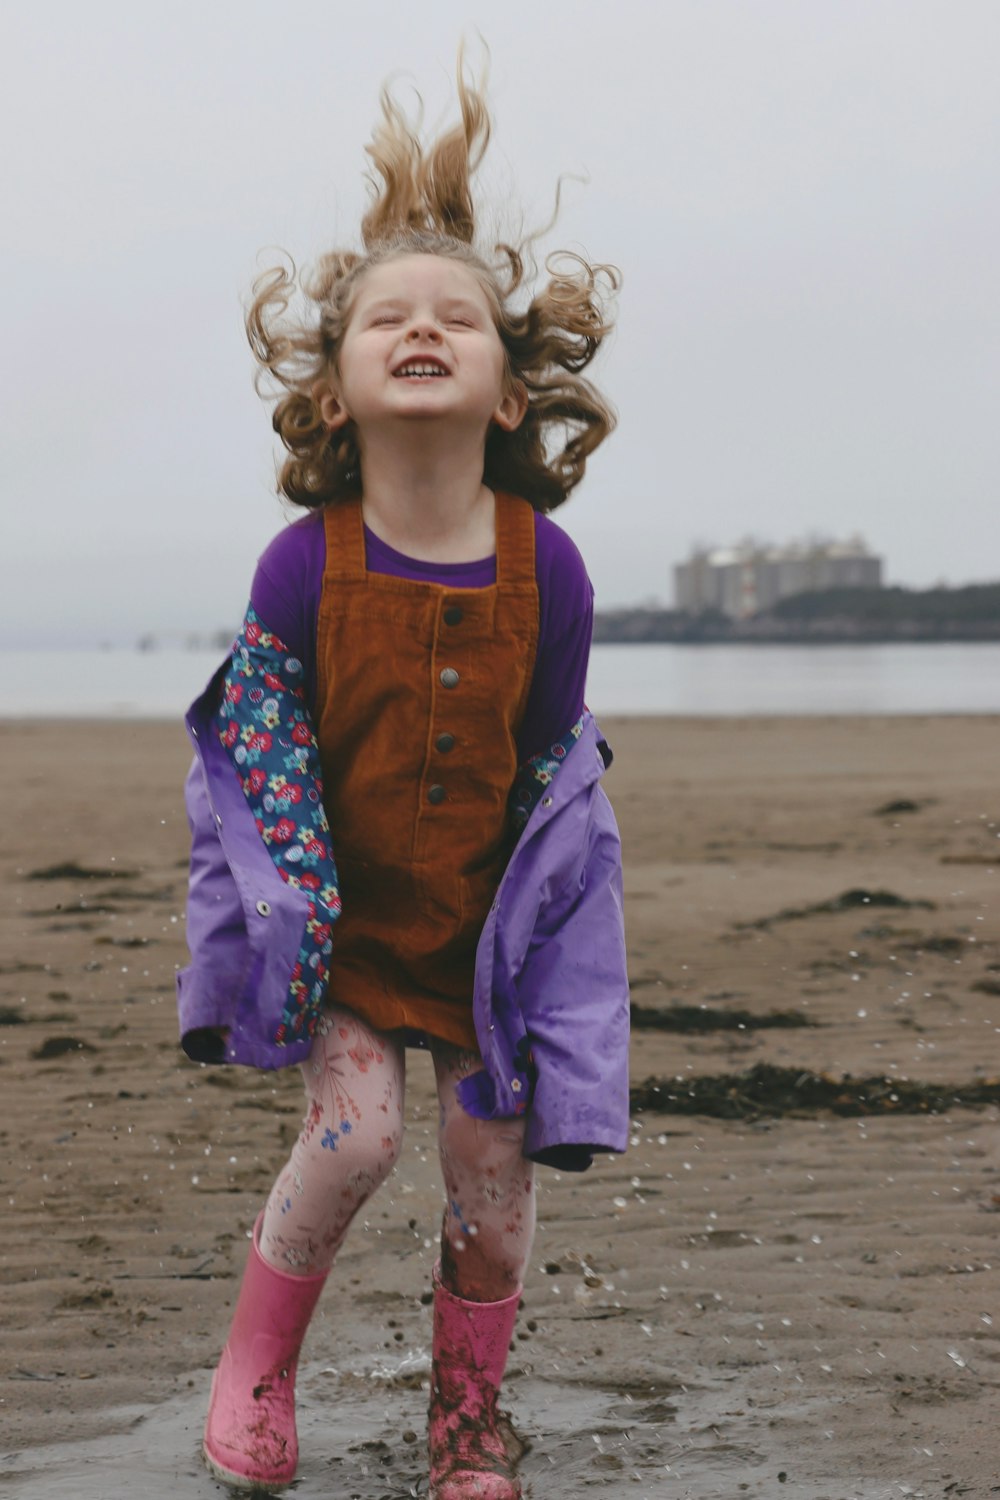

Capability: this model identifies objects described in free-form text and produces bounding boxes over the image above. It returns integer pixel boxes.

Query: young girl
[178,61,629,1499]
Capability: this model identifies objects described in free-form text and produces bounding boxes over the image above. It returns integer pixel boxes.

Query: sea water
[10,642,999,719]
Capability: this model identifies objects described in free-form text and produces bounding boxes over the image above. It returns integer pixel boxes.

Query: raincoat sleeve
[464,719,630,1171]
[518,775,630,1170]
[176,756,255,1055]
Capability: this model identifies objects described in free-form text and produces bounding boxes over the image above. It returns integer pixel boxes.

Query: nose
[405,318,442,343]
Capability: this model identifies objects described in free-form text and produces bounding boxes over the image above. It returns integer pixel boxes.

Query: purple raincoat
[177,667,630,1170]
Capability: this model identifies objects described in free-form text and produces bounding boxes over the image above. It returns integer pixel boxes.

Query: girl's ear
[313,379,351,432]
[492,378,528,434]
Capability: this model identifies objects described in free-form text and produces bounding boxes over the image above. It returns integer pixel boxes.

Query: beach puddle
[2,1358,917,1500]
[1,1361,661,1499]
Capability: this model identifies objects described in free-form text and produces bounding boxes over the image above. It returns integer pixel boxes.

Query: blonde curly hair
[246,61,618,513]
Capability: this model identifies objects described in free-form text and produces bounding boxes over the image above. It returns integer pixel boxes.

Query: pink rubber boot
[202,1216,327,1492]
[428,1266,524,1500]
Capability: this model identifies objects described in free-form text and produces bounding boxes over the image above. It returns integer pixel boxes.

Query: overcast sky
[3,0,997,646]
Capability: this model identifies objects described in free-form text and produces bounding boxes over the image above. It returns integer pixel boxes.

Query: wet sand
[2,714,999,1499]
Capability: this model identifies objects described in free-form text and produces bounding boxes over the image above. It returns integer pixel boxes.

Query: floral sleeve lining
[509,716,585,835]
[215,606,341,1047]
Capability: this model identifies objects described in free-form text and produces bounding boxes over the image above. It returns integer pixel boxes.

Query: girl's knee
[439,1105,526,1180]
[285,1098,404,1207]
[355,1117,405,1188]
[296,1007,405,1189]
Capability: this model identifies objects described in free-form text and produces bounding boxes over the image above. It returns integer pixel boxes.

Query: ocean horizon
[10,641,999,719]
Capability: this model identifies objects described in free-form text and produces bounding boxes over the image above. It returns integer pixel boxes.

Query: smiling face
[316,254,526,443]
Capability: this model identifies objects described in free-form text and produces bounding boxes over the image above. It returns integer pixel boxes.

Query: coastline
[2,714,999,1497]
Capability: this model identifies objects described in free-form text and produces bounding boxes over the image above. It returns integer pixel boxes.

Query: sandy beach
[2,714,999,1499]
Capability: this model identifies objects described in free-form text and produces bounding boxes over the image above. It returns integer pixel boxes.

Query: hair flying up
[247,54,618,511]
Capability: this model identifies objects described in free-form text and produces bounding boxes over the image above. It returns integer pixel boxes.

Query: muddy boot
[202,1215,327,1492]
[428,1265,523,1500]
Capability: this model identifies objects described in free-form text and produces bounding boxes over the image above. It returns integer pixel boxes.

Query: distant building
[675,536,883,620]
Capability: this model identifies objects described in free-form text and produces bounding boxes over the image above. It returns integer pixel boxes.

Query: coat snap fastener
[443,605,463,626]
[215,813,223,827]
[255,900,272,917]
[511,1078,522,1093]
[435,732,456,753]
[427,784,446,805]
[541,796,553,807]
[439,667,460,689]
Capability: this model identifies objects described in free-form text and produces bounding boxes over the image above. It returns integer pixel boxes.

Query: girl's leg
[431,1042,536,1299]
[259,1007,406,1275]
[428,1042,532,1498]
[204,1008,404,1490]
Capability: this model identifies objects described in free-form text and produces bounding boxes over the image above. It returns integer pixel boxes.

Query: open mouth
[393,360,449,379]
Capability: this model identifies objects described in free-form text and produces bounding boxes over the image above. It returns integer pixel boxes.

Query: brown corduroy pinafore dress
[314,493,540,1049]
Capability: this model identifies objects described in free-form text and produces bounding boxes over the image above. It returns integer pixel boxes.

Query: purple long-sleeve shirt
[249,506,593,762]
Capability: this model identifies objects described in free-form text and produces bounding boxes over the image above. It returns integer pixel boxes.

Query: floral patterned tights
[258,1008,536,1301]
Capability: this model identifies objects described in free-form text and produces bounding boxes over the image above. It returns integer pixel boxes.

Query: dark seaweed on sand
[736,888,935,931]
[630,1004,817,1032]
[630,1062,1000,1120]
[31,1036,98,1060]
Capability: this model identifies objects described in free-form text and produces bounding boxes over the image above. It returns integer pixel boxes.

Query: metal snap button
[439,667,460,689]
[511,1078,522,1093]
[541,796,553,807]
[435,732,456,753]
[427,784,446,805]
[443,605,463,626]
[255,900,272,917]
